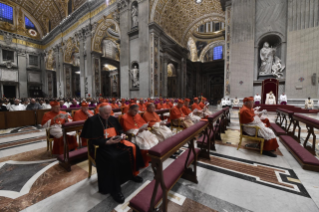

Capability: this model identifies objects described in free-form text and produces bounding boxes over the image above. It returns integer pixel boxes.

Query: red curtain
[261,79,279,104]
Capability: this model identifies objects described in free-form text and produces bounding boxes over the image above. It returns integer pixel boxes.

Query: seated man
[221,98,227,108]
[138,98,146,112]
[95,100,114,116]
[73,101,94,146]
[0,99,8,112]
[167,99,174,109]
[26,98,42,110]
[171,100,194,128]
[254,93,261,105]
[41,101,78,155]
[110,98,119,109]
[143,103,173,142]
[233,97,240,107]
[192,97,203,115]
[121,104,159,161]
[81,104,144,204]
[240,97,279,157]
[9,99,25,111]
[279,93,287,105]
[69,98,80,109]
[182,98,201,123]
[305,97,314,109]
[265,91,276,105]
[59,100,68,109]
[156,98,168,110]
[120,98,129,114]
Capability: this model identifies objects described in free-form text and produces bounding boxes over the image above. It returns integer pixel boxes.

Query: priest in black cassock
[81,103,145,204]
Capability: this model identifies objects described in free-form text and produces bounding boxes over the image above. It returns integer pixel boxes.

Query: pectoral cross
[104,131,109,138]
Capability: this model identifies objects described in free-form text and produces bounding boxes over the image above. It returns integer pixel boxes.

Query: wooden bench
[197,110,225,158]
[129,120,208,212]
[57,120,86,171]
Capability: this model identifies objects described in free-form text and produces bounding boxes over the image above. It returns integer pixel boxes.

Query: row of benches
[273,108,319,172]
[58,107,229,211]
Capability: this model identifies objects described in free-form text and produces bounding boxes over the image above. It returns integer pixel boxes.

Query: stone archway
[199,40,225,62]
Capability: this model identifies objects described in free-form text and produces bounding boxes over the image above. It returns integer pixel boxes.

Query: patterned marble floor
[0,107,319,212]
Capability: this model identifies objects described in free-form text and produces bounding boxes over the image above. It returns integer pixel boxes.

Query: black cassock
[81,114,145,194]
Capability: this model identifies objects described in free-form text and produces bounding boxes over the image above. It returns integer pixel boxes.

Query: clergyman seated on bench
[81,104,145,204]
[240,97,279,157]
[143,103,173,142]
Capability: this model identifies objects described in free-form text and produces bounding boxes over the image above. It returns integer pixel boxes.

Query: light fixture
[195,0,202,4]
[75,71,80,74]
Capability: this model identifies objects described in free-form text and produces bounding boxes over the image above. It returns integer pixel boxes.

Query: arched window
[0,3,13,24]
[25,16,36,30]
[213,46,223,60]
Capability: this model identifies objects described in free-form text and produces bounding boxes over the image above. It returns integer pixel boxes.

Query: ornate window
[29,55,38,66]
[25,16,36,30]
[213,46,223,60]
[2,50,14,61]
[0,3,13,24]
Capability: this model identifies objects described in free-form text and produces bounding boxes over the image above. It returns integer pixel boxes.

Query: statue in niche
[72,53,80,67]
[130,65,139,88]
[131,5,138,28]
[259,42,285,79]
[259,42,276,75]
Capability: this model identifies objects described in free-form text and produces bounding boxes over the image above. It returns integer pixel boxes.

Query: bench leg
[88,160,92,179]
[260,140,264,155]
[237,136,243,150]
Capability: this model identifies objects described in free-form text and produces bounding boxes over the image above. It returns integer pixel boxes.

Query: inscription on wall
[0,69,18,82]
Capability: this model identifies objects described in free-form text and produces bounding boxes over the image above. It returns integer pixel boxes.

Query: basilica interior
[0,0,319,212]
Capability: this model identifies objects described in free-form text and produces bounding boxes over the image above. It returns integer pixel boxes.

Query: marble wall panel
[28,72,41,83]
[1,70,19,82]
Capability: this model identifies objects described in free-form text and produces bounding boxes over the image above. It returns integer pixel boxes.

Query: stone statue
[130,65,139,88]
[271,56,285,78]
[72,53,80,67]
[131,5,138,28]
[259,42,276,75]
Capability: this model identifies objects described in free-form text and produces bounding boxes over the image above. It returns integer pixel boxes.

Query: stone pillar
[92,52,101,97]
[84,25,93,97]
[40,53,48,96]
[17,49,28,98]
[64,64,72,98]
[162,54,168,97]
[224,1,232,96]
[76,30,86,98]
[181,58,187,98]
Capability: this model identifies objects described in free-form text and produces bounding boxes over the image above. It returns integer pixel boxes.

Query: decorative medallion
[28,29,37,37]
[299,77,304,82]
[239,81,243,85]
[4,33,13,45]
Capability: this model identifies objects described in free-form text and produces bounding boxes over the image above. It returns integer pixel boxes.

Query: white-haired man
[81,103,145,204]
[9,99,25,111]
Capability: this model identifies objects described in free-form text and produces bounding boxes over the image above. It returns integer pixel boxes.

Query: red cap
[112,98,116,101]
[121,98,125,102]
[81,101,89,107]
[50,101,60,107]
[194,97,198,101]
[185,98,190,102]
[178,99,184,104]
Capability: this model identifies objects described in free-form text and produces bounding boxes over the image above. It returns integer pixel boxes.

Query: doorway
[3,85,16,98]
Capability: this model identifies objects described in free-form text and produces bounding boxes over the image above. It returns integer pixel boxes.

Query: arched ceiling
[150,0,225,46]
[10,0,86,35]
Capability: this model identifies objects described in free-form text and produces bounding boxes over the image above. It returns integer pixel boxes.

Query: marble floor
[1,107,319,212]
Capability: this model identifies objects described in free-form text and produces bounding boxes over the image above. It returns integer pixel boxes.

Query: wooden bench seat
[129,120,209,212]
[279,135,319,172]
[130,148,200,212]
[270,122,286,136]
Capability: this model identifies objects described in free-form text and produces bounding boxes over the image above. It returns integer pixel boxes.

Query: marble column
[162,55,168,97]
[84,25,93,97]
[40,53,48,96]
[76,30,86,98]
[92,52,101,97]
[181,58,187,98]
[17,49,28,98]
[224,2,232,96]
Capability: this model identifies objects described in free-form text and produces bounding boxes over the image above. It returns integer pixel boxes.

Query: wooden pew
[0,112,7,129]
[57,120,86,171]
[129,120,209,212]
[197,110,225,159]
[278,113,319,172]
[6,110,37,128]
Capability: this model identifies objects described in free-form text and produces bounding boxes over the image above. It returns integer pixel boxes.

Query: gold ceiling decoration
[150,0,225,46]
[9,0,86,35]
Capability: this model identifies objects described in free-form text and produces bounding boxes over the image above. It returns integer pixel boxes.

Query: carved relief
[64,37,79,64]
[45,49,55,71]
[4,33,13,46]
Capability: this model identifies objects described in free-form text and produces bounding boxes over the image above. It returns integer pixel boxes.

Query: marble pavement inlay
[0,159,57,199]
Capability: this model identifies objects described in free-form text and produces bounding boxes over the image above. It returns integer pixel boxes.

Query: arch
[199,40,225,62]
[255,31,285,47]
[187,37,197,62]
[92,17,120,53]
[181,14,225,45]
